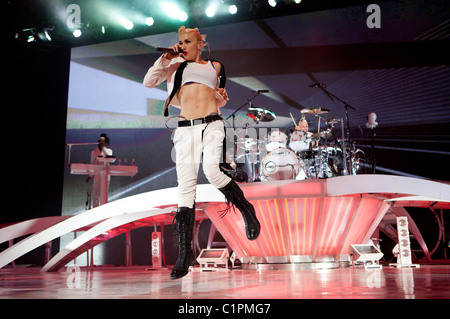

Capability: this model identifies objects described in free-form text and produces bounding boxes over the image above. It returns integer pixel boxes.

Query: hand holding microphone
[156,45,184,59]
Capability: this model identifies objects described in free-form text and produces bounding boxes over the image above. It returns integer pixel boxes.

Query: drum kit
[232,106,363,182]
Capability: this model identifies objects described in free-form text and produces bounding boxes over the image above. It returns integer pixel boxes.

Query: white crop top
[182,61,218,89]
[143,56,227,110]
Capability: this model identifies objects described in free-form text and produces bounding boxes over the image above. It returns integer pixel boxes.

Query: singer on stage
[143,26,260,280]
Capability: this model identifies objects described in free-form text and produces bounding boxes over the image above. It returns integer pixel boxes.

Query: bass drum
[262,148,305,181]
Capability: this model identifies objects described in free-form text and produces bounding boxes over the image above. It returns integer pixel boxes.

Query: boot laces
[219,196,237,218]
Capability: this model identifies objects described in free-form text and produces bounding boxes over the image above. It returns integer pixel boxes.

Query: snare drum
[261,148,305,181]
[289,130,311,153]
[266,130,288,152]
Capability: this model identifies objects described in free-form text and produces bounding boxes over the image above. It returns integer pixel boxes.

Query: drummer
[289,118,315,153]
[295,117,309,133]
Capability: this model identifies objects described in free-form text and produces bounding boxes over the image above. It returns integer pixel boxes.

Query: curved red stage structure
[1,175,449,271]
[204,180,391,266]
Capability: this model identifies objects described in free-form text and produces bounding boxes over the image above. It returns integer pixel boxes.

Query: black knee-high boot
[218,180,261,240]
[170,206,196,280]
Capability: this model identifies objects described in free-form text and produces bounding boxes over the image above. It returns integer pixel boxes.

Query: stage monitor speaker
[151,232,162,269]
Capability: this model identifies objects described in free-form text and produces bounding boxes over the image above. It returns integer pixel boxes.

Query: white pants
[173,120,231,208]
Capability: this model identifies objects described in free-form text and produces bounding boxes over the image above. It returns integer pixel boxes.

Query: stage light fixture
[197,248,229,271]
[17,28,36,43]
[293,0,302,4]
[228,5,238,14]
[72,28,82,38]
[160,2,188,21]
[397,217,412,264]
[15,28,53,43]
[268,0,277,8]
[145,17,154,26]
[151,232,162,269]
[389,216,419,268]
[114,14,134,30]
[350,244,383,269]
[37,28,52,42]
[205,4,217,17]
[123,20,134,30]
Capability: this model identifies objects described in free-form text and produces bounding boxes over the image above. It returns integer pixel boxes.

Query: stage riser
[204,196,390,265]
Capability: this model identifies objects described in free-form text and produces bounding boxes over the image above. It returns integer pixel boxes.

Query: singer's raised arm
[142,55,184,88]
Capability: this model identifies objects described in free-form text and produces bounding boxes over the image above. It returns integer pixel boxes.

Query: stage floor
[0,265,449,299]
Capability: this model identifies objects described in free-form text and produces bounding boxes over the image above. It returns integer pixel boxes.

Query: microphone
[308,83,324,88]
[156,47,184,54]
[257,89,269,93]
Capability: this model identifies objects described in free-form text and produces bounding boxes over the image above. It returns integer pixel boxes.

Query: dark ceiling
[5,0,450,130]
[6,0,388,47]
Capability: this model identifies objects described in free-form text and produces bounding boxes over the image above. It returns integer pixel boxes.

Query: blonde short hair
[178,26,207,43]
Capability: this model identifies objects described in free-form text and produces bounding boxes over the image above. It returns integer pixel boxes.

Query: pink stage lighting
[203,179,390,266]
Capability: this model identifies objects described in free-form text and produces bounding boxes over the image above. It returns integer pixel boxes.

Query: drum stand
[226,90,267,128]
[244,148,261,182]
[339,117,349,175]
[315,85,357,175]
[226,90,262,181]
[310,113,336,179]
[227,91,268,183]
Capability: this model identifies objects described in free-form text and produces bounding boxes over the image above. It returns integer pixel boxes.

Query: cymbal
[311,131,333,139]
[247,107,276,122]
[326,118,340,124]
[300,107,330,115]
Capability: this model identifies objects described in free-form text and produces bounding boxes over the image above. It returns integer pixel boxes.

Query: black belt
[178,114,222,127]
